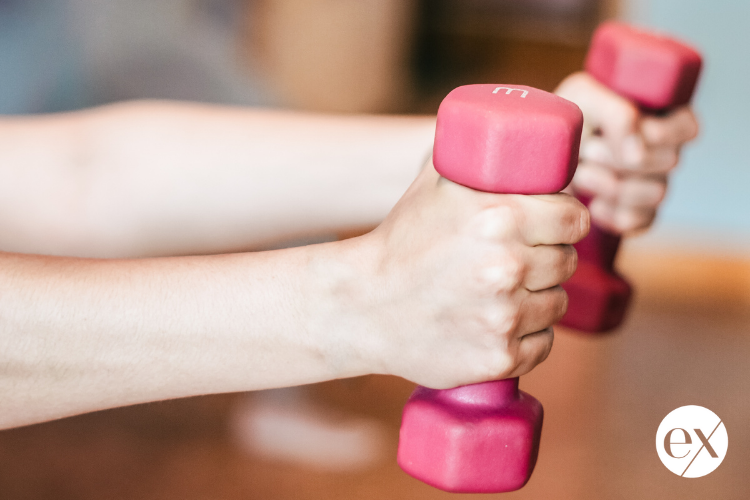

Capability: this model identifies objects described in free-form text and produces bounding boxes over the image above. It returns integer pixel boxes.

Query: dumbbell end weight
[560,195,632,333]
[585,21,702,112]
[398,378,543,493]
[560,260,632,333]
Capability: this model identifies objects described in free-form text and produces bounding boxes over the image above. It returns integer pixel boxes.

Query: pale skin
[556,72,700,233]
[0,102,436,257]
[0,75,698,429]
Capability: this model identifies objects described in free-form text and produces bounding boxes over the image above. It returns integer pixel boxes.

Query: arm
[0,163,588,429]
[0,101,435,257]
[556,72,699,233]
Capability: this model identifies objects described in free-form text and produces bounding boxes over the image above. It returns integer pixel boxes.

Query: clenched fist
[340,161,589,389]
[556,72,699,234]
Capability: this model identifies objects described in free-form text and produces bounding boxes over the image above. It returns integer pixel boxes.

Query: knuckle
[478,253,527,295]
[471,204,518,240]
[554,71,589,100]
[475,348,516,381]
[643,119,668,144]
[480,262,523,292]
[477,250,526,292]
[502,256,526,290]
[478,303,520,336]
[651,127,667,145]
[611,103,639,135]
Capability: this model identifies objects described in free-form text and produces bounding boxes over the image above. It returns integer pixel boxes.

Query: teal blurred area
[624,0,750,253]
[0,0,274,114]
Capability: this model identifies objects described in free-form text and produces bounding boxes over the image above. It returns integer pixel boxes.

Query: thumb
[556,72,644,167]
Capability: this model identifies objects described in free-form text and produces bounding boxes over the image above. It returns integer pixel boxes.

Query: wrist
[301,234,387,381]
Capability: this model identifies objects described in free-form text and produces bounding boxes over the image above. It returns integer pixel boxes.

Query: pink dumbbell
[560,22,702,333]
[397,84,583,493]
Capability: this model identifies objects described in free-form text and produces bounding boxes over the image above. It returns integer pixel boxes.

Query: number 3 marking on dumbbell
[492,87,528,98]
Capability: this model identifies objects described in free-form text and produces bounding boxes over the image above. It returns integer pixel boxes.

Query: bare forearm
[0,101,435,257]
[0,164,588,430]
[0,238,375,428]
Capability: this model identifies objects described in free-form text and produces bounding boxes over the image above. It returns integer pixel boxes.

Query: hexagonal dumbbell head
[560,23,702,333]
[433,84,582,194]
[559,260,631,333]
[399,379,543,493]
[585,21,702,111]
[398,84,583,493]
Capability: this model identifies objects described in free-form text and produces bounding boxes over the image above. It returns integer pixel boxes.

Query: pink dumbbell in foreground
[560,22,702,333]
[397,85,583,493]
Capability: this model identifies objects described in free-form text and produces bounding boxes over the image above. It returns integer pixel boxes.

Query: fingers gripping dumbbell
[560,22,703,333]
[397,85,583,493]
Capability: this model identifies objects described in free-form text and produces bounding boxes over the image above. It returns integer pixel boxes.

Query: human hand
[349,160,588,389]
[555,72,699,234]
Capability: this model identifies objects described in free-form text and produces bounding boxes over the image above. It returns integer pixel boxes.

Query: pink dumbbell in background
[560,22,703,333]
[397,84,583,493]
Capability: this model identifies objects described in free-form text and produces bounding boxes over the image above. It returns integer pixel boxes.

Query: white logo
[492,87,528,98]
[656,405,728,478]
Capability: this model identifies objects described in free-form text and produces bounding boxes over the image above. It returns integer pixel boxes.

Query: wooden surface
[1,248,748,499]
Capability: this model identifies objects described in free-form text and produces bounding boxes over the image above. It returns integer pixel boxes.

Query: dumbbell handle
[574,195,621,271]
[561,22,702,333]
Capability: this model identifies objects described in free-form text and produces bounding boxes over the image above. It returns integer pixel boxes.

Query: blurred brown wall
[243,0,419,113]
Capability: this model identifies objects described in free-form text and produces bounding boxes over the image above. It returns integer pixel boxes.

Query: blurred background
[0,1,747,499]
